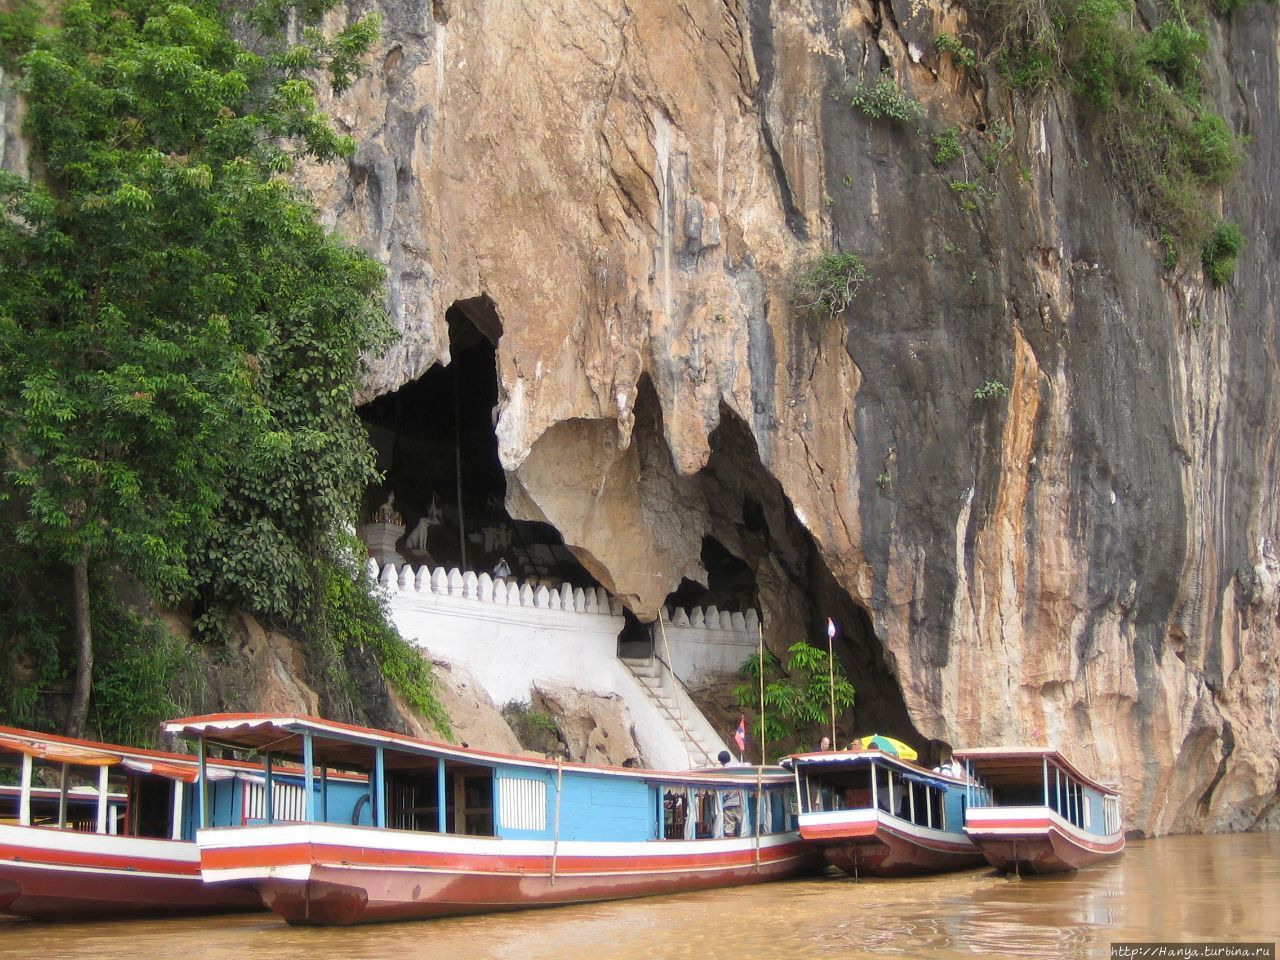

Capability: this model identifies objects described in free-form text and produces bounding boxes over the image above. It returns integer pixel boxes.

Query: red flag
[734,716,747,752]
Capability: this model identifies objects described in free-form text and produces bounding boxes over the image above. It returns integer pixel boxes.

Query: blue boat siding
[205,749,797,846]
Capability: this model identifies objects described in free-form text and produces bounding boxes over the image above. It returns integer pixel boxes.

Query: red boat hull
[963,809,1124,875]
[0,826,260,920]
[799,811,985,877]
[201,824,819,926]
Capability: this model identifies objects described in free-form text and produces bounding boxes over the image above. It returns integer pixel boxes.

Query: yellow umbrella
[858,734,918,760]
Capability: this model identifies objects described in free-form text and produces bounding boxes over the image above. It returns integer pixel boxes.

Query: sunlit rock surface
[293,0,1280,835]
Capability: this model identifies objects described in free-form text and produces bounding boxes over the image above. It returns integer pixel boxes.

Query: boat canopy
[953,747,1117,796]
[0,733,120,767]
[899,770,952,791]
[166,713,786,787]
[783,749,964,790]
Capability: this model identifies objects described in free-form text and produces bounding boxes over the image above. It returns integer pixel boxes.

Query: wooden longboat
[954,747,1124,875]
[0,726,264,920]
[787,750,985,877]
[165,713,820,926]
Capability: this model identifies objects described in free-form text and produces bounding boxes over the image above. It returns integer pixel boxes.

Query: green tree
[733,641,856,759]
[0,0,385,736]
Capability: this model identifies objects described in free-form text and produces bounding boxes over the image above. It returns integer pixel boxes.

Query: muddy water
[2,833,1276,960]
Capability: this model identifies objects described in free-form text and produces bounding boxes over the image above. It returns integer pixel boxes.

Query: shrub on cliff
[791,251,871,322]
[0,0,445,739]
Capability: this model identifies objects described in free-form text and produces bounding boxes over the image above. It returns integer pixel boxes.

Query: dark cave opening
[356,297,599,590]
[673,403,924,758]
[664,537,761,613]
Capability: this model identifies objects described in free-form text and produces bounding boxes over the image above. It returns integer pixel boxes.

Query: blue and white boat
[786,749,984,876]
[955,747,1124,874]
[165,713,820,925]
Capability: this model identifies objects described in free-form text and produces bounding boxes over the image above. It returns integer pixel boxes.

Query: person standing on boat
[817,736,832,751]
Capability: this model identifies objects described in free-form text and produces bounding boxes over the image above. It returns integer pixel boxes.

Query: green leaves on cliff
[0,0,444,736]
[967,0,1247,283]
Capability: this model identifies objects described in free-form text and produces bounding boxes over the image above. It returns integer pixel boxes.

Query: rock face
[298,0,1280,835]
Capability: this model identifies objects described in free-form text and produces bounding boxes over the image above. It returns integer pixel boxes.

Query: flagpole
[754,617,765,870]
[757,621,766,764]
[827,618,837,748]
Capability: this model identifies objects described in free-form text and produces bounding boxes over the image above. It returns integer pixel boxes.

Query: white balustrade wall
[371,560,761,767]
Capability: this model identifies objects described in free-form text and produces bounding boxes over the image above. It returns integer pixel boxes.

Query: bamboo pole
[550,758,564,886]
[656,610,694,767]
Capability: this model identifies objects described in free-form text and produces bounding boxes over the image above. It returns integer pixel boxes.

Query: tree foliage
[0,0,444,737]
[733,641,856,760]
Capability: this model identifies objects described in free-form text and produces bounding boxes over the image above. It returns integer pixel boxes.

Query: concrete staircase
[620,655,726,768]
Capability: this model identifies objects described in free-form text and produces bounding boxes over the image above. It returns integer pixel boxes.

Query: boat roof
[165,713,792,787]
[784,749,969,786]
[952,747,1117,795]
[0,723,258,782]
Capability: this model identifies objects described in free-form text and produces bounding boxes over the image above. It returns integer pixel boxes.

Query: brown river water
[2,832,1276,960]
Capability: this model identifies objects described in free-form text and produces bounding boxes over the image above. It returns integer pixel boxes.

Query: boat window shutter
[497,774,547,831]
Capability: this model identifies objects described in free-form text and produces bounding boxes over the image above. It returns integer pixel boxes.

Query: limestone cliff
[297,0,1280,836]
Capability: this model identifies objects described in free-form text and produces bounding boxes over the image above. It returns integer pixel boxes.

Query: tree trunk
[66,550,93,739]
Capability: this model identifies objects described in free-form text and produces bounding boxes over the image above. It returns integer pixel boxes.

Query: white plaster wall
[658,606,761,681]
[374,561,760,769]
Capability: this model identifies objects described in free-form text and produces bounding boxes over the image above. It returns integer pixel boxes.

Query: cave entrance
[669,404,922,760]
[357,298,599,590]
[665,537,761,613]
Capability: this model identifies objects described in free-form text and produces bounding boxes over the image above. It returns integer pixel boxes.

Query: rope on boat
[656,610,695,767]
[550,757,564,886]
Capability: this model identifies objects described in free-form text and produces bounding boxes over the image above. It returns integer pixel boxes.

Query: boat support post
[18,750,32,826]
[265,752,274,824]
[374,747,386,828]
[96,763,109,833]
[198,737,209,829]
[436,757,446,833]
[1042,756,1050,808]
[171,779,184,840]
[303,734,315,823]
[57,762,69,828]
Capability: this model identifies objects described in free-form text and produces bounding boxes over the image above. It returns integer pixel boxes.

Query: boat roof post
[1042,755,1050,807]
[57,761,69,828]
[197,736,209,829]
[171,779,184,840]
[18,750,32,826]
[374,746,386,829]
[436,757,446,834]
[265,752,274,825]
[303,733,315,823]
[96,763,109,833]
[320,764,329,824]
